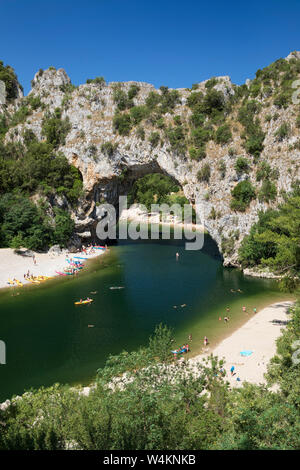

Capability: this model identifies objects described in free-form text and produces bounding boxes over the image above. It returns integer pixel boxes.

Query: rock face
[4,57,300,266]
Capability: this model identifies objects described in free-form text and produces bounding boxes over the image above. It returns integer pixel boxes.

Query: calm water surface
[0,233,290,401]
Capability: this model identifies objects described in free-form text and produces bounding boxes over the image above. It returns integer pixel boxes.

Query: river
[0,232,289,401]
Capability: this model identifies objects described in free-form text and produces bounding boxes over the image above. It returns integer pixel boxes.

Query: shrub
[197,164,211,182]
[86,76,105,86]
[113,113,132,135]
[101,141,118,157]
[128,85,140,100]
[215,124,232,144]
[228,147,236,157]
[149,132,160,147]
[221,236,235,255]
[10,105,31,126]
[230,180,256,211]
[136,126,145,140]
[218,159,226,178]
[275,122,290,141]
[113,86,133,111]
[41,108,71,148]
[165,126,186,153]
[235,157,250,174]
[129,105,148,125]
[205,77,218,89]
[258,180,277,202]
[0,60,21,101]
[256,161,279,181]
[189,146,206,161]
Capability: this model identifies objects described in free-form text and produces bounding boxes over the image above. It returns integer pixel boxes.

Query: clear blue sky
[1,0,299,94]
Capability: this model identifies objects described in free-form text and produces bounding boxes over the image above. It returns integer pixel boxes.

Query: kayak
[74,256,88,260]
[74,299,93,305]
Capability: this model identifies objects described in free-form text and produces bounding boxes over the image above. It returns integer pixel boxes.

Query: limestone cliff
[2,53,300,265]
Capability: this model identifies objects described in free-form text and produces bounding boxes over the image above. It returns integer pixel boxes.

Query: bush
[258,180,277,202]
[41,108,71,148]
[10,105,31,127]
[238,184,300,279]
[0,60,21,101]
[275,122,290,141]
[129,105,148,125]
[189,146,206,161]
[215,124,232,144]
[113,86,133,111]
[136,126,145,140]
[101,141,117,157]
[86,76,105,86]
[197,164,211,182]
[113,113,132,135]
[235,157,250,174]
[127,85,140,100]
[165,126,186,153]
[221,236,235,255]
[218,159,226,178]
[149,132,160,147]
[205,77,218,89]
[230,180,256,211]
[148,323,174,362]
[256,161,279,181]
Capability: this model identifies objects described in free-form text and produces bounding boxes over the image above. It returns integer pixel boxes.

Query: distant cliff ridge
[1,52,300,265]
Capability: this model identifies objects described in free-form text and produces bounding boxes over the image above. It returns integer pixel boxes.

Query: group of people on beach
[172,343,190,357]
[23,270,35,280]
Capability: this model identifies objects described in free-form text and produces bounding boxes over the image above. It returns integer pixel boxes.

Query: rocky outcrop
[3,57,300,266]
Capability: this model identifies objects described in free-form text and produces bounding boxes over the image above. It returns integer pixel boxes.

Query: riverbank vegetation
[239,182,300,289]
[0,106,82,251]
[0,301,299,450]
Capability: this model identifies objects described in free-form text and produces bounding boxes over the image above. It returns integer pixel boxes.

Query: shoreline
[119,205,205,232]
[0,299,294,407]
[0,247,107,290]
[189,300,294,387]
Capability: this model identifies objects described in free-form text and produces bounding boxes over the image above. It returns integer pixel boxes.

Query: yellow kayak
[15,280,23,287]
[74,299,93,305]
[8,279,15,285]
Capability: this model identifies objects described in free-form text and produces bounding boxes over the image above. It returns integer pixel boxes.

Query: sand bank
[0,247,106,290]
[190,301,294,387]
[119,205,204,232]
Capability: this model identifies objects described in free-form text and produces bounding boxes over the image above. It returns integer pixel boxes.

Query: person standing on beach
[176,252,179,260]
[230,366,235,376]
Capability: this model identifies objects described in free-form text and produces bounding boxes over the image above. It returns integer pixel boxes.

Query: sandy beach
[119,205,205,232]
[190,300,294,388]
[0,247,107,290]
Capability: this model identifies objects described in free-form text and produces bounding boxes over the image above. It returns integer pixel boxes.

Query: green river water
[0,232,291,401]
